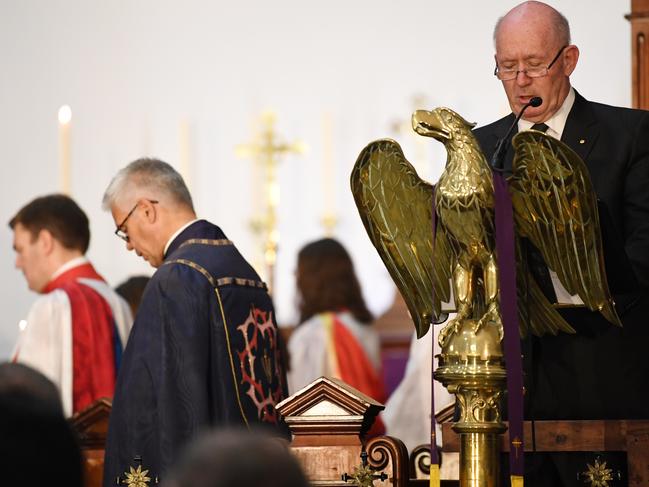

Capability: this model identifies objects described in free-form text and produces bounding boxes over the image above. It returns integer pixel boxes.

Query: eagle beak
[411,110,451,141]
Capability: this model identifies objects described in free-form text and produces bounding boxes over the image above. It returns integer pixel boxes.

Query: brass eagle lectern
[351,107,620,486]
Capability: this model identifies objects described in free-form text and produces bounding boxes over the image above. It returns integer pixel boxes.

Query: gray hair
[163,428,309,487]
[102,158,194,212]
[493,1,571,47]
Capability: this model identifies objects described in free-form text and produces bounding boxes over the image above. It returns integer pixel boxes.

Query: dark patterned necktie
[531,122,549,133]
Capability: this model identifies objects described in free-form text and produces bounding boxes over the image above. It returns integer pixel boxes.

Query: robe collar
[164,219,218,259]
[43,258,104,294]
[163,219,199,256]
[50,255,89,281]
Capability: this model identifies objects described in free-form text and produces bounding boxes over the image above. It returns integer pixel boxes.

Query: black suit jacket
[473,91,649,420]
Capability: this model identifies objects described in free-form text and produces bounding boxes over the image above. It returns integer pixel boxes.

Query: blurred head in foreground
[163,428,309,487]
[0,362,82,486]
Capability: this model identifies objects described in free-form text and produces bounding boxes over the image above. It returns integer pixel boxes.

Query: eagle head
[411,107,477,146]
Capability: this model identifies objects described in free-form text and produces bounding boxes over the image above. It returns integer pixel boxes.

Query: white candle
[322,112,334,216]
[321,112,337,235]
[58,105,72,195]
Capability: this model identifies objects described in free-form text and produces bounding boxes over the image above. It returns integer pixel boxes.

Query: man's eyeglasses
[114,200,158,242]
[494,45,568,81]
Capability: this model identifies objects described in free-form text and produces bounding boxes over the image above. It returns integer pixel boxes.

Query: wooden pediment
[279,378,410,486]
[277,377,384,437]
[69,397,112,448]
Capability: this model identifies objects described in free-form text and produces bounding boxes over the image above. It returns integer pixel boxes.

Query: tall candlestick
[179,119,192,191]
[321,112,337,236]
[58,105,72,195]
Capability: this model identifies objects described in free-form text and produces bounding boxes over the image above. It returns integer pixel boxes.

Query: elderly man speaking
[474,2,649,485]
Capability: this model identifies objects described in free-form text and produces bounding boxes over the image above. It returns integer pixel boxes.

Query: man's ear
[37,229,55,255]
[140,199,158,223]
[563,44,579,76]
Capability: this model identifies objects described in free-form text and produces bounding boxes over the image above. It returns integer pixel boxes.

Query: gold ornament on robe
[350,106,621,344]
[122,465,151,487]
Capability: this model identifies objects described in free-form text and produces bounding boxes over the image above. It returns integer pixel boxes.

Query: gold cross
[236,111,306,292]
[341,451,388,487]
[511,436,523,459]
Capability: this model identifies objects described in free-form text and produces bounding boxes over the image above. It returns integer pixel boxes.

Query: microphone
[490,96,543,171]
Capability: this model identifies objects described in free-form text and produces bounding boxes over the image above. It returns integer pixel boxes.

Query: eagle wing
[351,139,453,338]
[509,130,621,328]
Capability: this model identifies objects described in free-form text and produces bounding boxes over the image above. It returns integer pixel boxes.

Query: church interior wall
[0,0,631,358]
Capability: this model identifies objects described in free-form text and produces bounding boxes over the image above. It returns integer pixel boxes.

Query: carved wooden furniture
[277,376,409,486]
[627,0,649,109]
[69,397,112,487]
[409,444,433,485]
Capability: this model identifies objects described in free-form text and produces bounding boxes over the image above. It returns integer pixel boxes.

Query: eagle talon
[475,305,503,341]
[438,319,461,348]
[438,304,471,348]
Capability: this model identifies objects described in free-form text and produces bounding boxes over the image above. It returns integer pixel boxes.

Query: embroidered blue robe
[103,220,288,485]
